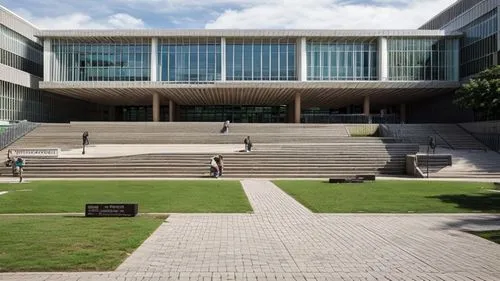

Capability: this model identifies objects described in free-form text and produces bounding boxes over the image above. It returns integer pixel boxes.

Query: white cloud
[13,7,145,29]
[205,0,457,29]
[107,13,145,29]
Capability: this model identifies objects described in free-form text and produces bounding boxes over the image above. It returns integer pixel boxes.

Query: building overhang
[40,81,460,108]
[35,29,463,40]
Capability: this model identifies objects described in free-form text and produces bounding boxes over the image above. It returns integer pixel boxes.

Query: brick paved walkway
[1,180,499,281]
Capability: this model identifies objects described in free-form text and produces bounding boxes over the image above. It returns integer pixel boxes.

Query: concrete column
[294,92,301,123]
[169,100,175,122]
[151,38,158,82]
[221,37,226,81]
[400,103,406,124]
[377,37,388,81]
[153,93,160,122]
[363,96,370,115]
[296,37,307,81]
[43,39,51,81]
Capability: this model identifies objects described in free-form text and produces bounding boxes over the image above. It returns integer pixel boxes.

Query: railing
[0,121,40,151]
[301,114,399,124]
[379,123,405,142]
[470,133,500,152]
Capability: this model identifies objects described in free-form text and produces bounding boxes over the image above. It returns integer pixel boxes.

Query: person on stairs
[244,136,253,152]
[209,155,224,178]
[220,120,230,134]
[82,131,89,155]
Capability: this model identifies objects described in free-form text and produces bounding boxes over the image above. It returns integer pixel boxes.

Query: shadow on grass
[429,192,500,213]
[468,230,500,244]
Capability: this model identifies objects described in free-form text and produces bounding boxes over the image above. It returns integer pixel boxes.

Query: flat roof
[36,29,462,39]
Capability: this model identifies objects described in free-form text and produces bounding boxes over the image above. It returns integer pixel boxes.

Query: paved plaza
[1,180,499,281]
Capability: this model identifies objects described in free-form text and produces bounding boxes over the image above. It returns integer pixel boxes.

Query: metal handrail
[0,121,40,151]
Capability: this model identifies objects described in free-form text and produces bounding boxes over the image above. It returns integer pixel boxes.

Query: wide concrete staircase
[9,122,376,149]
[384,124,488,150]
[0,143,418,178]
[418,148,500,179]
[2,122,418,178]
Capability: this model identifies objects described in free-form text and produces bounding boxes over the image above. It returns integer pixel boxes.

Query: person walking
[14,157,25,183]
[244,136,253,152]
[82,131,89,155]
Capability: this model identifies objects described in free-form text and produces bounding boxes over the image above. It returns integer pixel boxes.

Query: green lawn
[274,180,499,213]
[470,230,500,244]
[0,180,252,213]
[0,215,164,272]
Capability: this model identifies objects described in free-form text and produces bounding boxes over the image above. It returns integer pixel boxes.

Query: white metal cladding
[0,25,43,65]
[378,37,388,81]
[39,80,460,89]
[36,29,462,39]
[438,0,499,32]
[0,5,39,43]
[0,63,41,89]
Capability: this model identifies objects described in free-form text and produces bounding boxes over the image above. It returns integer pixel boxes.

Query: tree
[454,65,500,121]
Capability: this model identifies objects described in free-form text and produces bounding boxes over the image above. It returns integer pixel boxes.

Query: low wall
[459,121,500,151]
[345,124,379,136]
[406,155,423,178]
[7,148,60,158]
[459,121,500,134]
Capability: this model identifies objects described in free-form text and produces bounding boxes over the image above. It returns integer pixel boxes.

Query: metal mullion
[285,42,288,81]
[197,38,200,82]
[268,39,271,80]
[251,40,254,81]
[206,39,209,82]
[277,38,280,80]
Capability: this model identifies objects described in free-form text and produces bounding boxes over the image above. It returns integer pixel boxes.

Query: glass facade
[225,39,296,81]
[459,9,498,78]
[180,105,286,123]
[115,106,169,122]
[50,39,151,81]
[158,38,221,83]
[306,40,377,80]
[388,38,459,81]
[0,80,101,122]
[0,24,43,77]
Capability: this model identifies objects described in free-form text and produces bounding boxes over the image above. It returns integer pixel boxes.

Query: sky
[1,0,458,30]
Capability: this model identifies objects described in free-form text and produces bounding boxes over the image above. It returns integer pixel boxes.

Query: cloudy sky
[1,0,457,30]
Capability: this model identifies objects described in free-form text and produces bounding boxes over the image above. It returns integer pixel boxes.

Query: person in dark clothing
[220,120,230,134]
[82,131,89,155]
[244,136,252,152]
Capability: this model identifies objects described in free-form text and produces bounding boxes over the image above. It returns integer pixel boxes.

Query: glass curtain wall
[225,38,296,81]
[459,9,498,78]
[0,25,43,77]
[180,105,286,123]
[388,37,459,81]
[158,38,221,83]
[306,39,377,80]
[50,39,151,81]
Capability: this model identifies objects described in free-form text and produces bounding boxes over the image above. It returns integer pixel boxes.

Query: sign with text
[85,204,138,217]
[9,148,59,158]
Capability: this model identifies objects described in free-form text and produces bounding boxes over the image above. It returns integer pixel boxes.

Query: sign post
[85,204,138,217]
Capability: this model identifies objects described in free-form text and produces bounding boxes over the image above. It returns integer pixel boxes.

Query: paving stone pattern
[1,180,499,281]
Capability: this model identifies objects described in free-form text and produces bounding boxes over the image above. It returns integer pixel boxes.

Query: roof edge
[35,29,462,38]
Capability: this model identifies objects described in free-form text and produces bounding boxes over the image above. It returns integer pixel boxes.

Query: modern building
[0,0,497,123]
[0,6,103,122]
